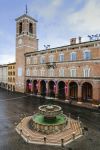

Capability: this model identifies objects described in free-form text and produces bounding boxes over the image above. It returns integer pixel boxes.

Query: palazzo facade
[15,13,100,104]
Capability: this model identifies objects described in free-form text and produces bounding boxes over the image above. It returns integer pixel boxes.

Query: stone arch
[26,79,31,93]
[58,81,66,99]
[82,82,93,101]
[29,22,33,34]
[69,81,78,100]
[48,80,56,97]
[40,80,46,96]
[33,80,38,95]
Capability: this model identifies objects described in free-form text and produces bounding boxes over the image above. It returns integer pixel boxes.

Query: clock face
[18,39,22,45]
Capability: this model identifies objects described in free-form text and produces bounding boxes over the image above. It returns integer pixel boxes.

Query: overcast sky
[0,0,100,64]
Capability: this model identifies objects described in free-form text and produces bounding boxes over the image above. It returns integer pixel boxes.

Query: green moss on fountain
[32,114,66,125]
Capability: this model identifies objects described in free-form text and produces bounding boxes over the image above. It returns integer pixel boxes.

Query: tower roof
[15,14,37,22]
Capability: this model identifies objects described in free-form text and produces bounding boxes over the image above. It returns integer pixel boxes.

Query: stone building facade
[0,65,8,89]
[8,62,16,91]
[15,13,100,104]
[25,40,100,103]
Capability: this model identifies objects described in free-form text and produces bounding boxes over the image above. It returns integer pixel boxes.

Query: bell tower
[15,10,38,93]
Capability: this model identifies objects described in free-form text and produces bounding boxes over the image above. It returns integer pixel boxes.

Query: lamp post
[44,45,50,50]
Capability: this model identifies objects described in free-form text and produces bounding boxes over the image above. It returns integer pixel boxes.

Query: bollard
[20,129,22,135]
[27,135,29,143]
[77,116,80,122]
[44,136,46,144]
[82,128,85,135]
[61,138,64,147]
[72,132,75,140]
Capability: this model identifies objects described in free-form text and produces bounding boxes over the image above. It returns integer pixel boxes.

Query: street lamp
[44,45,50,50]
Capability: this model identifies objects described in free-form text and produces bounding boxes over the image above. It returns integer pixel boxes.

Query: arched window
[29,23,33,34]
[19,22,22,34]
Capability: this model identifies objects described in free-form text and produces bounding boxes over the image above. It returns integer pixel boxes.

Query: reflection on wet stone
[0,89,100,150]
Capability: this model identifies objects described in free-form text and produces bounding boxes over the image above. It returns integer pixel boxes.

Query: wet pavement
[0,88,100,150]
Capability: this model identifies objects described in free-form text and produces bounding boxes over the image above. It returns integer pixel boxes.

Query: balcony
[46,62,56,69]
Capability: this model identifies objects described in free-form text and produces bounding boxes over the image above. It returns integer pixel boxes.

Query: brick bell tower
[15,8,38,93]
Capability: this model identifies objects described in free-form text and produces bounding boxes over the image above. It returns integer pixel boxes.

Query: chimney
[70,38,76,45]
[79,36,81,43]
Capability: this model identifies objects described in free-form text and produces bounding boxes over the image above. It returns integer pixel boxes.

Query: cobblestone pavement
[0,88,100,150]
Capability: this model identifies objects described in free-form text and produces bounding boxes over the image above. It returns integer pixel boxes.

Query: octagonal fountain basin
[31,105,68,134]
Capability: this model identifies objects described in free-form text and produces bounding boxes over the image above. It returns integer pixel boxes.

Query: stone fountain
[31,105,67,134]
[16,103,83,146]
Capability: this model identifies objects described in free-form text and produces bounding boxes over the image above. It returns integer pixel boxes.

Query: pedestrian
[69,99,72,104]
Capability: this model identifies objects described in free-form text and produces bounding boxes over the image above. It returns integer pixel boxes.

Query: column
[36,81,39,95]
[77,84,82,104]
[65,81,69,100]
[37,80,41,95]
[46,81,48,96]
[55,81,58,97]
[30,80,33,93]
[92,81,100,105]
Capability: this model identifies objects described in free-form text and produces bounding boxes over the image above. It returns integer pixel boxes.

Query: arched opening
[82,82,92,102]
[48,80,55,97]
[40,80,46,96]
[26,79,31,93]
[58,81,66,99]
[19,22,22,34]
[69,82,78,100]
[33,80,38,95]
[29,23,33,34]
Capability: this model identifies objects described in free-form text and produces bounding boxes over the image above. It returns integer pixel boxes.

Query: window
[34,57,37,64]
[32,68,37,76]
[49,55,54,62]
[26,68,30,76]
[70,52,77,61]
[29,23,33,34]
[83,50,91,60]
[31,57,37,64]
[83,68,90,77]
[13,72,15,76]
[40,56,45,64]
[59,53,64,62]
[13,77,15,82]
[48,68,54,77]
[70,68,76,77]
[19,22,22,34]
[31,56,34,64]
[26,57,30,64]
[59,68,64,77]
[40,68,45,76]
